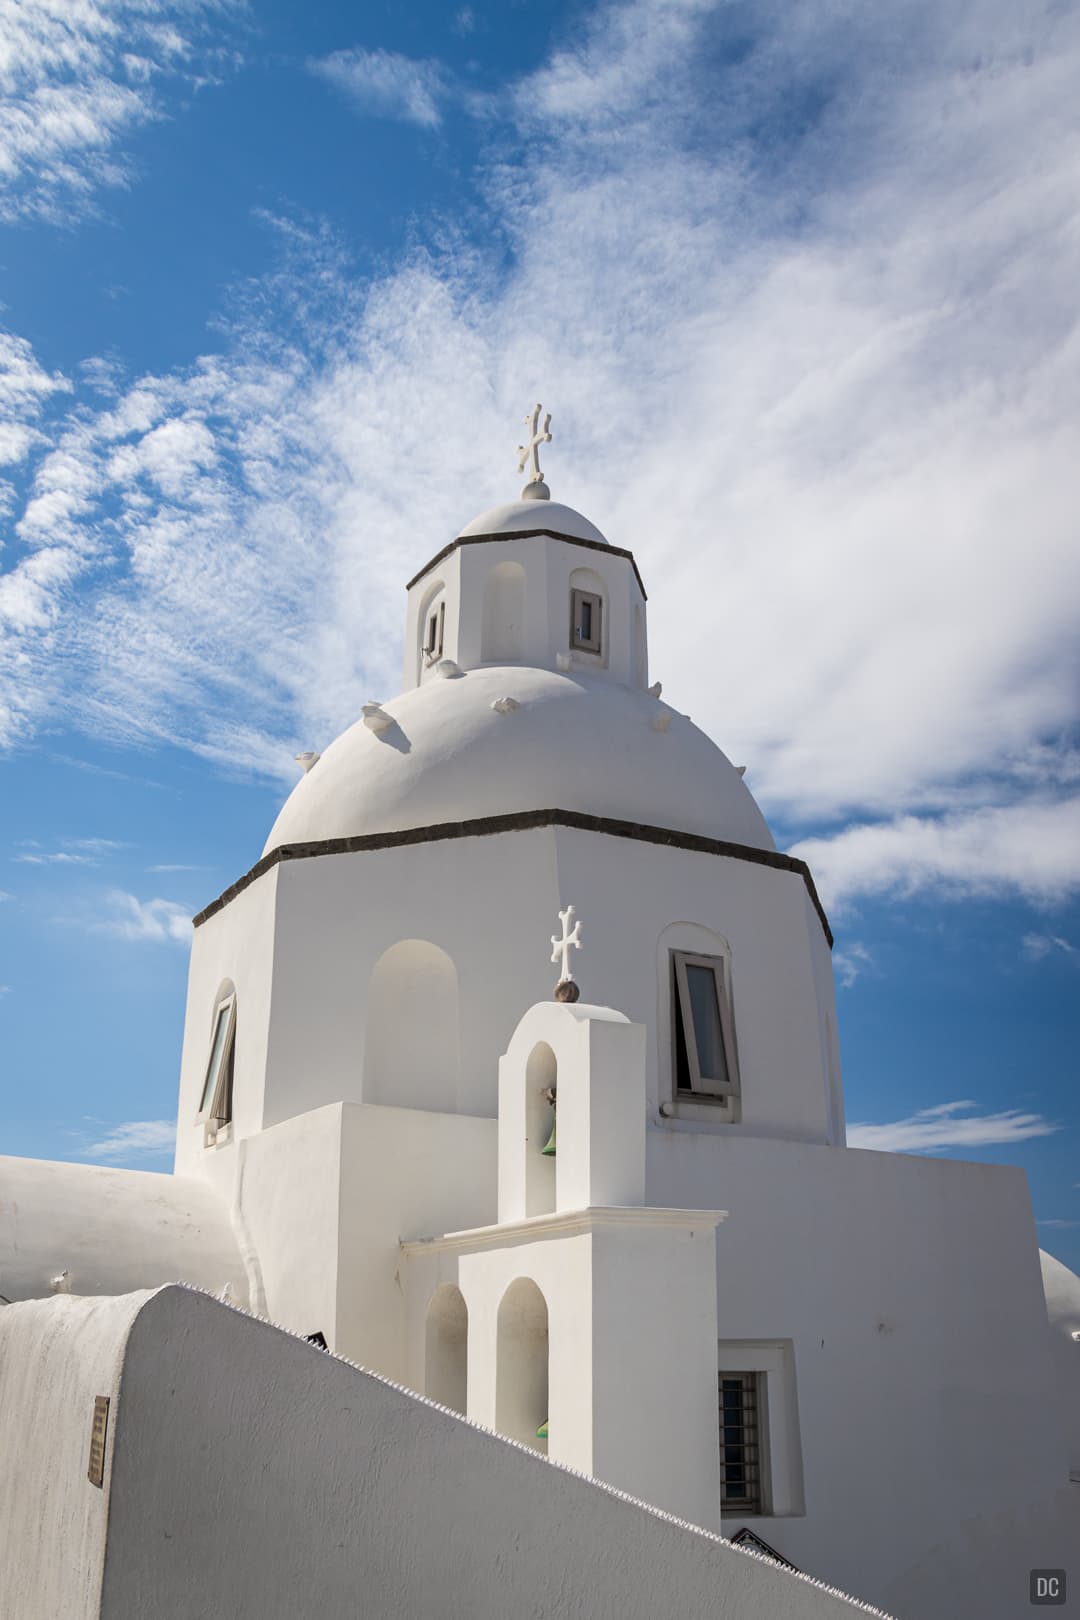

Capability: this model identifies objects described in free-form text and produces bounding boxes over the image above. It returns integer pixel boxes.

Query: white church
[1,409,1078,1619]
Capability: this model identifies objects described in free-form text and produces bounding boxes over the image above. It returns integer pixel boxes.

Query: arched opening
[525,1042,557,1217]
[496,1278,549,1453]
[425,1284,468,1414]
[481,561,525,662]
[363,940,461,1112]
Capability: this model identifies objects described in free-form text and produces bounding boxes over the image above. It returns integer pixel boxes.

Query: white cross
[517,403,552,484]
[550,904,582,982]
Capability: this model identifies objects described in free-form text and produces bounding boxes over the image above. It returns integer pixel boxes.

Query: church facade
[2,414,1078,1617]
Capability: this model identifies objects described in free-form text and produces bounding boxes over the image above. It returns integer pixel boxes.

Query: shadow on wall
[496,1276,549,1455]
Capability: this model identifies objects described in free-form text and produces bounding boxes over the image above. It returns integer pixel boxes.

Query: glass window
[199,994,236,1133]
[719,1372,764,1515]
[672,951,738,1099]
[570,588,602,654]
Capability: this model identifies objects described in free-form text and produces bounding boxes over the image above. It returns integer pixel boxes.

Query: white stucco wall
[646,1129,1078,1615]
[94,1285,884,1619]
[0,1290,154,1620]
[0,1155,248,1305]
[215,823,831,1150]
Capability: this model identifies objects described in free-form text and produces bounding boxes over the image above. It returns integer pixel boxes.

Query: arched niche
[481,560,525,662]
[425,1284,468,1414]
[496,1277,549,1454]
[525,1041,557,1217]
[363,940,461,1112]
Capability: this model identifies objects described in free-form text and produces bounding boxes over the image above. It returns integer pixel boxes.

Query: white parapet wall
[1,1286,890,1620]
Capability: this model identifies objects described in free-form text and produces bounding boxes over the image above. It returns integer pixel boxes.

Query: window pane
[687,964,728,1086]
[200,1004,232,1113]
[580,600,592,641]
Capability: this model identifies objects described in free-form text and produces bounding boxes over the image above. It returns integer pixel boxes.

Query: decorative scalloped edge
[165,1281,895,1618]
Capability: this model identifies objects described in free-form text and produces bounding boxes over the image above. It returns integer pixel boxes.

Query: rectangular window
[425,602,445,658]
[672,951,738,1099]
[720,1372,764,1516]
[199,994,236,1135]
[570,588,602,654]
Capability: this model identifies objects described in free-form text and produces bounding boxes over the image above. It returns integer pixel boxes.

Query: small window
[720,1372,765,1516]
[425,601,445,660]
[199,993,236,1140]
[570,588,602,654]
[672,951,738,1099]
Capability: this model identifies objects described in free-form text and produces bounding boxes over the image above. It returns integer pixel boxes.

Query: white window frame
[717,1341,805,1521]
[198,992,236,1146]
[672,950,739,1101]
[570,588,602,655]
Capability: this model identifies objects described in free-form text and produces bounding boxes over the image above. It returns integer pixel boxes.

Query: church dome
[264,666,774,856]
[457,498,608,547]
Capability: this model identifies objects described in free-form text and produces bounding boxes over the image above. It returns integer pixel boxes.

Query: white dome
[458,498,608,547]
[265,667,774,855]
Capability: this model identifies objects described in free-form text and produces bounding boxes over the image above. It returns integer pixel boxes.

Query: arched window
[199,983,236,1144]
[496,1278,549,1453]
[363,940,461,1112]
[481,561,525,662]
[425,1284,468,1414]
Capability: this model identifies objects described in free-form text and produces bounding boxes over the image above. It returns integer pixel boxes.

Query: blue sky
[0,0,1078,1271]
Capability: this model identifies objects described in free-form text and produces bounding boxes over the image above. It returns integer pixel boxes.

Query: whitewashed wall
[91,1285,885,1620]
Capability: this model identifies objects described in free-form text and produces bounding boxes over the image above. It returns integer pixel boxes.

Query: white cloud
[0,984,10,995]
[846,1100,1061,1154]
[310,47,448,128]
[15,850,97,866]
[1022,932,1077,963]
[832,941,874,989]
[94,890,192,943]
[1038,1219,1080,1230]
[790,800,1080,911]
[0,0,1077,885]
[85,1118,175,1158]
[0,0,238,223]
[148,862,205,872]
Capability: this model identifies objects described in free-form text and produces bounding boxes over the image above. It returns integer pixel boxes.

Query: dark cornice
[192,808,832,947]
[405,530,648,601]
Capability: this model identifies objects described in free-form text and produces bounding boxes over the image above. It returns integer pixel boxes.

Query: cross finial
[517,403,552,499]
[550,904,582,1001]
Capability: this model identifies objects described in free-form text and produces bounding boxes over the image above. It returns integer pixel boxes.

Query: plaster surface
[457,496,609,543]
[0,1290,154,1620]
[263,667,773,855]
[0,1155,247,1305]
[96,1285,884,1619]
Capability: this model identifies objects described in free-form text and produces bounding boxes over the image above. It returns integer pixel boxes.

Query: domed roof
[265,667,774,856]
[458,497,608,547]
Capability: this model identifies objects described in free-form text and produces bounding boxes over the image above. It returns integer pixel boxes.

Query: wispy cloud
[1038,1219,1080,1230]
[93,890,192,943]
[832,941,874,989]
[847,1100,1061,1154]
[1022,932,1077,963]
[310,47,449,128]
[791,801,1080,911]
[0,984,11,996]
[15,850,96,866]
[0,0,240,224]
[147,862,206,872]
[0,0,1077,880]
[85,1118,175,1159]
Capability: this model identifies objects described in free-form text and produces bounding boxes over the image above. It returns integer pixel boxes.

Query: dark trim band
[406,530,648,601]
[192,808,832,946]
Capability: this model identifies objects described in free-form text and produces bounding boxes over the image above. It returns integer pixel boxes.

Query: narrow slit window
[570,588,602,654]
[719,1372,764,1516]
[672,951,738,1099]
[425,602,445,659]
[199,993,236,1135]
